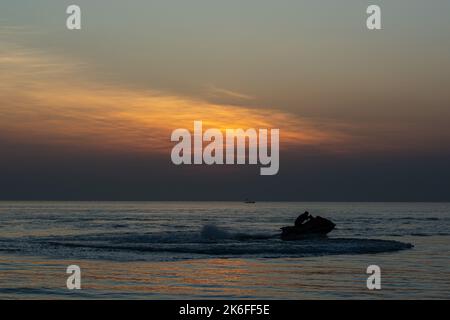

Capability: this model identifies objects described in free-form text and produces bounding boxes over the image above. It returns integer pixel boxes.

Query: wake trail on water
[0,224,414,262]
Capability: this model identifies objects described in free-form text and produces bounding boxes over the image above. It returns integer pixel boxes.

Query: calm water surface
[0,202,449,299]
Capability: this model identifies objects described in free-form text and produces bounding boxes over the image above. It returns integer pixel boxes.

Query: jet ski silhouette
[281,212,336,241]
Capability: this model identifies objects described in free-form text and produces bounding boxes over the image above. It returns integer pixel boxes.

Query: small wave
[389,217,440,221]
[410,232,450,237]
[112,224,128,229]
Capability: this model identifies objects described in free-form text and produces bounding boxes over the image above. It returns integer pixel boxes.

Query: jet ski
[281,216,336,241]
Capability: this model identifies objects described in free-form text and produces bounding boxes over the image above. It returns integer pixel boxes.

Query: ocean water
[0,201,449,299]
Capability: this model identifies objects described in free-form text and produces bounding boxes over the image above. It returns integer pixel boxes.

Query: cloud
[0,42,345,155]
[205,85,255,101]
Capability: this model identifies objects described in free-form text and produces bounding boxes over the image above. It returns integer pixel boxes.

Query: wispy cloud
[0,24,42,37]
[0,42,346,154]
[206,85,255,101]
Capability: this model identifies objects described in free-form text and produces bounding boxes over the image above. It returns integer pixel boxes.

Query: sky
[1,0,450,201]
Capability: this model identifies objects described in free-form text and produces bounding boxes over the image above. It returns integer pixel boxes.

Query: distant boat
[244,198,256,204]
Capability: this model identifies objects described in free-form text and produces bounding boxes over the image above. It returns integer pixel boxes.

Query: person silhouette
[295,211,310,227]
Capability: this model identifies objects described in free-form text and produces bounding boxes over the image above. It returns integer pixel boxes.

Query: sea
[0,201,449,299]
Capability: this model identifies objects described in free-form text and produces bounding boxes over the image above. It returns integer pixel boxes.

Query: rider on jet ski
[282,211,335,240]
[295,211,313,227]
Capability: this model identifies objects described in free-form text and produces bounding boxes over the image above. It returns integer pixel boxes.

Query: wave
[387,217,441,221]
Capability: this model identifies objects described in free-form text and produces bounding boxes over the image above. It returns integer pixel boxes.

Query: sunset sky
[1,0,450,200]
